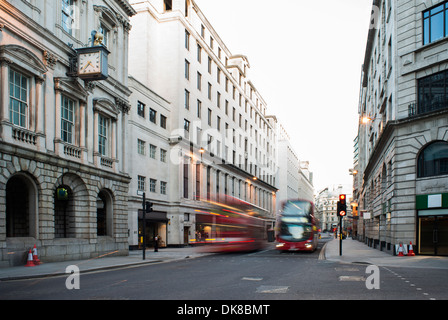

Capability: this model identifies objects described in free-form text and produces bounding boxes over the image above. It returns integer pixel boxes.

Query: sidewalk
[323,238,448,269]
[0,247,211,281]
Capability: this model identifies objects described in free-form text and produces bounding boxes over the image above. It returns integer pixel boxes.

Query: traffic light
[337,194,347,217]
[145,201,154,213]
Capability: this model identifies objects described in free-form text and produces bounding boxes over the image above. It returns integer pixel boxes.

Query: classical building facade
[355,0,448,256]
[0,0,136,266]
[128,0,278,246]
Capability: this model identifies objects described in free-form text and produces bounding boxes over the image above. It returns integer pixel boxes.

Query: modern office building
[128,0,279,246]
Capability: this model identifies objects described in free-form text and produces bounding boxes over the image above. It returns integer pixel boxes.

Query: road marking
[242,277,263,281]
[338,276,365,282]
[335,267,360,272]
[256,286,289,294]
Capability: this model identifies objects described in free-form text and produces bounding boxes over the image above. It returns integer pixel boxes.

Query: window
[195,164,201,199]
[149,144,156,159]
[160,114,167,129]
[161,181,167,195]
[138,176,146,191]
[160,149,167,162]
[185,60,190,80]
[418,141,448,177]
[61,96,75,143]
[137,139,145,155]
[62,0,75,35]
[185,29,190,50]
[184,119,190,139]
[185,89,190,109]
[418,70,448,115]
[197,72,202,91]
[150,179,157,193]
[197,44,202,62]
[137,101,145,117]
[423,2,448,45]
[149,108,157,124]
[197,100,202,118]
[164,0,172,11]
[98,24,110,48]
[9,69,28,128]
[183,164,189,198]
[98,114,108,156]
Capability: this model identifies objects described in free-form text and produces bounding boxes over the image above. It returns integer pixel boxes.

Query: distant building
[275,123,314,215]
[315,186,352,232]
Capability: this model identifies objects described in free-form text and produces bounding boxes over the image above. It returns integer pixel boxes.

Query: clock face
[78,52,101,75]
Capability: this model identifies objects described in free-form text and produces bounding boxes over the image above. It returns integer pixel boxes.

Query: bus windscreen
[282,200,312,216]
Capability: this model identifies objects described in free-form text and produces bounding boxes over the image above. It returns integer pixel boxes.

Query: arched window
[418,141,448,178]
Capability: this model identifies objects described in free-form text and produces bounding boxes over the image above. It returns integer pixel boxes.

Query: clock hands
[82,61,93,72]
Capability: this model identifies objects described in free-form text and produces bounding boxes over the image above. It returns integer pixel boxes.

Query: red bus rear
[276,200,318,252]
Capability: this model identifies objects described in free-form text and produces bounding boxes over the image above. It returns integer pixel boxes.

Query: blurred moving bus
[275,199,319,252]
[193,197,269,253]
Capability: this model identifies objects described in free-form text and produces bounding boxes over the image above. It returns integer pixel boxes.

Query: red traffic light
[337,194,347,217]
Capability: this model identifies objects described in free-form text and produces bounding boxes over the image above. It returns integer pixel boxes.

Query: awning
[138,210,169,222]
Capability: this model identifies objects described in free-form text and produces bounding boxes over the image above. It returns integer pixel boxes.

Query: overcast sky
[194,0,373,194]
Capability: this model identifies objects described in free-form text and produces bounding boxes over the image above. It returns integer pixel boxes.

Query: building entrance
[418,214,448,256]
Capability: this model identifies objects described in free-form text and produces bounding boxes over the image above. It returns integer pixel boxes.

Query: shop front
[417,194,448,256]
[138,210,168,249]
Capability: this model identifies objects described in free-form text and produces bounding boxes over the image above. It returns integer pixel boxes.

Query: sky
[194,0,374,194]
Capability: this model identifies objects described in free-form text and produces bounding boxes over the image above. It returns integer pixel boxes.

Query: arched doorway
[6,174,38,238]
[97,189,114,236]
[54,185,74,238]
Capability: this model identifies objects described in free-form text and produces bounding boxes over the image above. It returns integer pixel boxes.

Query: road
[0,239,447,302]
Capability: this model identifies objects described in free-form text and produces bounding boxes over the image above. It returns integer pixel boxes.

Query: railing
[63,143,82,159]
[410,97,448,117]
[100,156,114,168]
[12,127,37,145]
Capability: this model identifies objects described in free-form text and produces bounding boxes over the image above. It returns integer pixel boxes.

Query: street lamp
[361,116,372,124]
[199,147,205,162]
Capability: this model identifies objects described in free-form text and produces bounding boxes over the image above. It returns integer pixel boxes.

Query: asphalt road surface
[1,240,447,302]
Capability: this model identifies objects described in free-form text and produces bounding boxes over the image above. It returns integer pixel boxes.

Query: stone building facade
[0,0,136,266]
[355,0,448,256]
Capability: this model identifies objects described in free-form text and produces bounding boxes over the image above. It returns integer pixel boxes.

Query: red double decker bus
[193,197,268,253]
[275,199,319,252]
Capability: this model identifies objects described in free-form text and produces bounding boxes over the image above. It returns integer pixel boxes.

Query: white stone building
[275,123,314,215]
[0,0,136,266]
[128,0,278,246]
[127,76,172,249]
[355,0,448,256]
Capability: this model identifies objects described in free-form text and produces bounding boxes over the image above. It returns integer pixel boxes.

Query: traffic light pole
[142,192,146,260]
[339,216,343,256]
